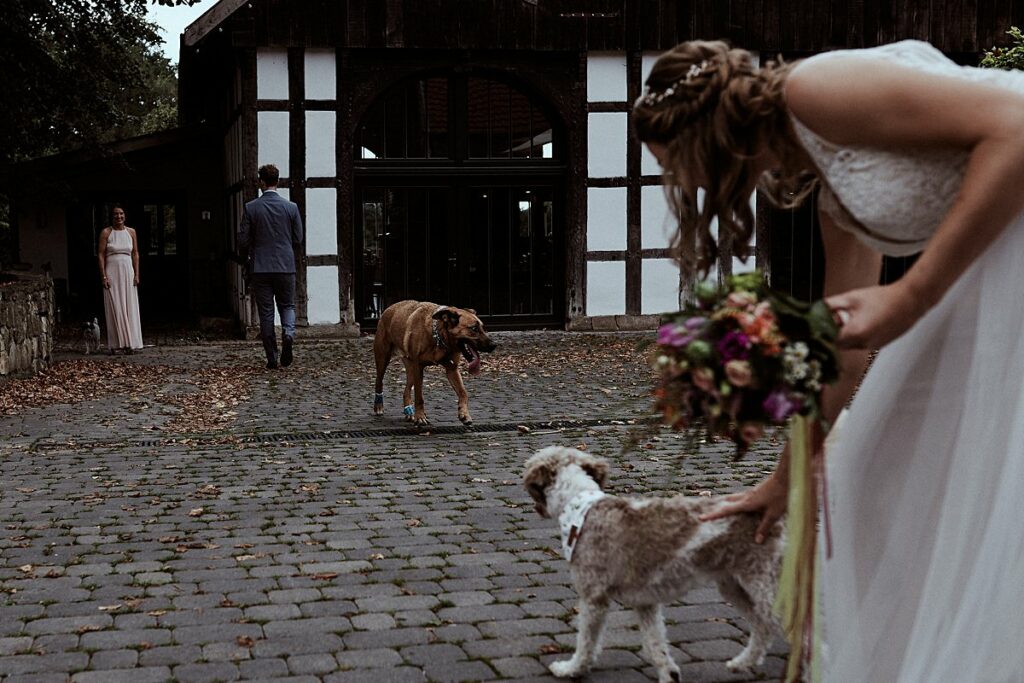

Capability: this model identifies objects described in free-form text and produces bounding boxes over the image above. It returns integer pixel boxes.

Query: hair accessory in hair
[638,59,712,106]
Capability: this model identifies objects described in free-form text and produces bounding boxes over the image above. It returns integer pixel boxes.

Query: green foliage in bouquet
[981,27,1024,71]
[652,271,840,457]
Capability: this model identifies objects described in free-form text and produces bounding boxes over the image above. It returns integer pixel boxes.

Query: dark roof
[0,125,211,192]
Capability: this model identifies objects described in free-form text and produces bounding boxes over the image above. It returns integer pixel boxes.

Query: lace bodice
[789,40,1024,257]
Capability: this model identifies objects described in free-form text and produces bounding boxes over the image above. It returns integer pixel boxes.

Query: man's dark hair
[258,164,280,186]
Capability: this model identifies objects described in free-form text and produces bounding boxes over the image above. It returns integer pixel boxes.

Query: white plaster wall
[305,111,336,177]
[306,265,340,324]
[642,259,681,315]
[305,188,337,256]
[258,111,289,171]
[641,185,674,249]
[586,261,625,316]
[640,52,665,177]
[640,142,661,176]
[587,187,627,251]
[587,52,627,102]
[304,49,336,100]
[256,49,288,100]
[587,112,627,178]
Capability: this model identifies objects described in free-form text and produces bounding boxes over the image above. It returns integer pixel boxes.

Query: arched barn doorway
[354,72,567,329]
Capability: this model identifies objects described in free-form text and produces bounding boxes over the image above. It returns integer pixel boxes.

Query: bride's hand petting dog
[373,300,496,426]
[523,446,783,683]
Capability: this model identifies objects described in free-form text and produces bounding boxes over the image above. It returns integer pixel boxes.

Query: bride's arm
[817,215,880,424]
[787,57,1024,349]
[701,213,880,539]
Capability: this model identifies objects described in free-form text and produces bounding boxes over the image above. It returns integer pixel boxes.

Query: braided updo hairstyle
[632,40,817,276]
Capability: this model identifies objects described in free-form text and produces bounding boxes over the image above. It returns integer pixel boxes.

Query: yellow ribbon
[775,414,818,683]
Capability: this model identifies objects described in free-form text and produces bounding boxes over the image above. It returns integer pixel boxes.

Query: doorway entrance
[357,182,561,328]
[66,200,187,323]
[355,71,566,330]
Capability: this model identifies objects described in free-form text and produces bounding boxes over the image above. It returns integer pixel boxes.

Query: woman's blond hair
[632,40,816,276]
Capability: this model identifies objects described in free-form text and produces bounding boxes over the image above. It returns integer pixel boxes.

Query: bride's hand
[699,474,788,544]
[826,281,929,350]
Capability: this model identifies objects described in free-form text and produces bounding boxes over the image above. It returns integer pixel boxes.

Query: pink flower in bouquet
[725,359,753,387]
[717,330,752,361]
[691,366,716,393]
[657,317,705,348]
[763,389,802,423]
[725,290,758,309]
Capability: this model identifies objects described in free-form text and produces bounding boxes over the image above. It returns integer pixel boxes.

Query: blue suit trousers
[251,272,296,362]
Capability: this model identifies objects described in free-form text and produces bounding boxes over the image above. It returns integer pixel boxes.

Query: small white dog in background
[82,317,101,355]
[523,446,783,683]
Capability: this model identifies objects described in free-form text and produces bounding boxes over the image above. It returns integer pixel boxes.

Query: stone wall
[567,314,662,332]
[0,274,54,377]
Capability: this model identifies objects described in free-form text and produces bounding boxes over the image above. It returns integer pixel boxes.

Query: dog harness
[559,489,606,562]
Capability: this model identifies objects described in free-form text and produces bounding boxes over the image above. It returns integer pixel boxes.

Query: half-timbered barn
[9,1,1024,333]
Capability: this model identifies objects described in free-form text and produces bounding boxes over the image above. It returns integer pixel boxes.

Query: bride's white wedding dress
[789,40,1024,683]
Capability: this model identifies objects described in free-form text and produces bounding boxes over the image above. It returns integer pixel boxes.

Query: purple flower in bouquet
[657,317,705,348]
[717,329,752,361]
[763,389,803,423]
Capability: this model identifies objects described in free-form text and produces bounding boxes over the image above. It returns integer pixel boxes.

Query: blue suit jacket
[238,190,304,273]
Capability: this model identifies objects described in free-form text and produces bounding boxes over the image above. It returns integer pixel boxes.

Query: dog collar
[559,489,606,562]
[432,319,448,351]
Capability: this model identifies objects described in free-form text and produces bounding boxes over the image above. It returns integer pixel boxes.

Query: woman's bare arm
[788,58,1024,348]
[128,227,140,285]
[97,228,110,288]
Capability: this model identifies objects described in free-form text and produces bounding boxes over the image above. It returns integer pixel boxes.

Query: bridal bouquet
[651,271,840,456]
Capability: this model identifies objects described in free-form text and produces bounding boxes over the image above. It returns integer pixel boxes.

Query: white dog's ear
[581,458,609,489]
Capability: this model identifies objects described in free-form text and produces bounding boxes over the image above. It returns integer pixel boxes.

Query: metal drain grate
[32,417,652,451]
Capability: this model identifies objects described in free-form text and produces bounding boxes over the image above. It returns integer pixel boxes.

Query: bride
[632,39,1024,682]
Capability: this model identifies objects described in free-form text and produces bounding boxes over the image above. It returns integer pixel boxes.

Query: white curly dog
[523,446,783,682]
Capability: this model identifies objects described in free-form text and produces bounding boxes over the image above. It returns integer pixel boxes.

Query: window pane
[406,81,426,158]
[531,107,554,159]
[361,190,385,319]
[384,88,407,158]
[143,204,159,256]
[509,91,537,159]
[425,77,449,159]
[489,82,511,159]
[359,100,385,158]
[163,205,176,255]
[467,78,490,159]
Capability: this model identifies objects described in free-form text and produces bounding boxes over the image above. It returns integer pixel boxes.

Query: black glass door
[356,181,562,329]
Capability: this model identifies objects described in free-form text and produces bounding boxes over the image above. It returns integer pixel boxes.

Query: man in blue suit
[238,164,304,369]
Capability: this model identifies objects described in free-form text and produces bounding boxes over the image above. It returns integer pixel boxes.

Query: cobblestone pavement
[0,333,787,682]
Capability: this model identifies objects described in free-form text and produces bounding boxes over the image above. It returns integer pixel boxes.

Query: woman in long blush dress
[632,40,1024,682]
[98,205,143,353]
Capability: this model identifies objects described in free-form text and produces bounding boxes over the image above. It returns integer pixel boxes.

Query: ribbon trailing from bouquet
[775,414,818,683]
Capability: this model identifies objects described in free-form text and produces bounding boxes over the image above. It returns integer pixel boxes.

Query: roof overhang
[182,0,250,48]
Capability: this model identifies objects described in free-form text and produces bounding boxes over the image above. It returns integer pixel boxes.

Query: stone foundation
[566,314,663,332]
[0,274,55,377]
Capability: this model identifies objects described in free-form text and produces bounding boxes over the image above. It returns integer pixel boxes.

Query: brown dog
[373,300,496,425]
